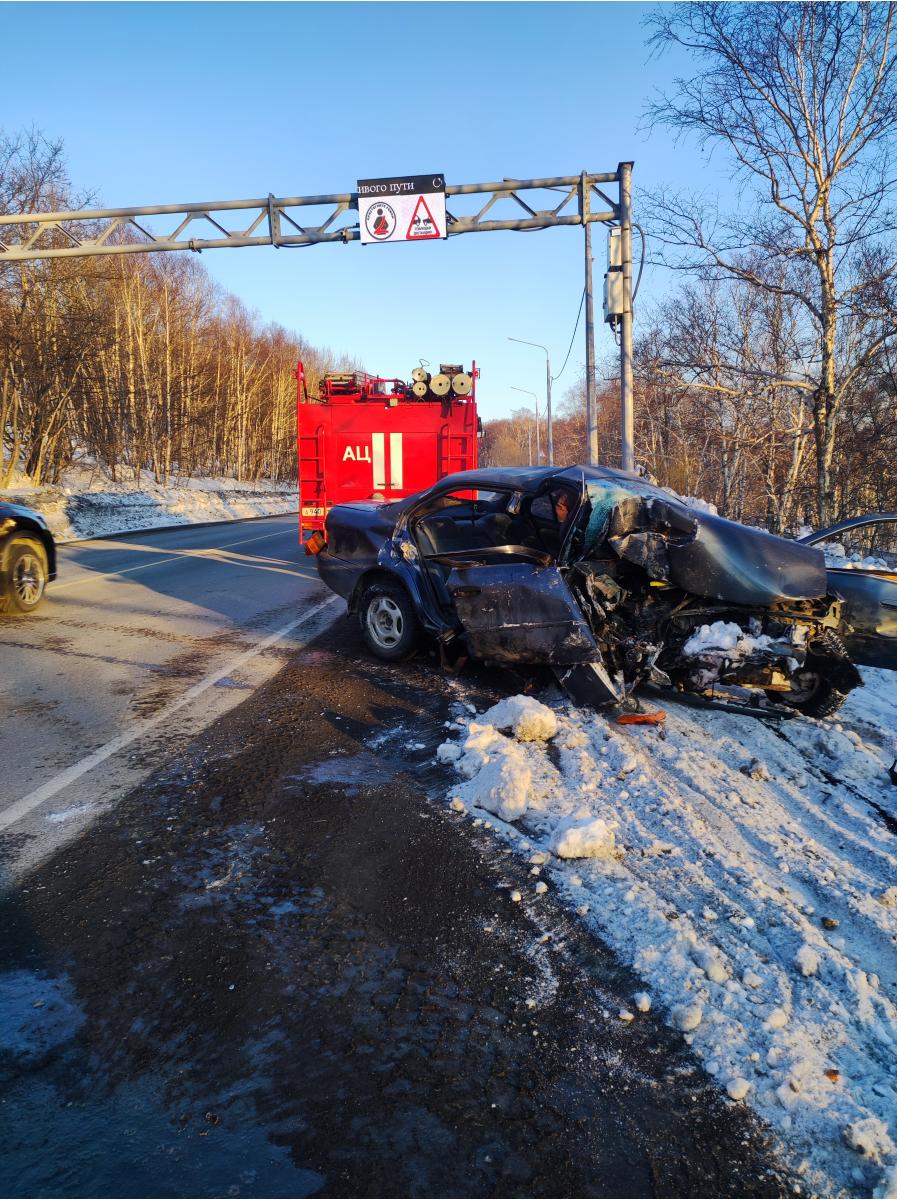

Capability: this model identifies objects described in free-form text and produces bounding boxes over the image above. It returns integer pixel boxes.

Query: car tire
[1,537,49,614]
[358,580,421,661]
[775,629,853,719]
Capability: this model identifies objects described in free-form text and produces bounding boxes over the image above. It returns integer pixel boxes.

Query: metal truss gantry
[0,168,635,470]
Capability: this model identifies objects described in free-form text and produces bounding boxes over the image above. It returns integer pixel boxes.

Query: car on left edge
[0,501,56,614]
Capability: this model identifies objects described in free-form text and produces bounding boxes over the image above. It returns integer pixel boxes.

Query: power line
[553,287,586,383]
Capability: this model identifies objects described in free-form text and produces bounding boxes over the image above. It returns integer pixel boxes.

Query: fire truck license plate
[302,506,325,517]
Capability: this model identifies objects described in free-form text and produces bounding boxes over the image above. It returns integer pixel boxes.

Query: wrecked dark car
[315,465,869,718]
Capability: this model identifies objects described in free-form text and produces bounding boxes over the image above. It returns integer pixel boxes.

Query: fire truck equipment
[296,359,480,542]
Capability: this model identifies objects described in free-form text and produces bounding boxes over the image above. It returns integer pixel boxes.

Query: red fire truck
[296,361,480,542]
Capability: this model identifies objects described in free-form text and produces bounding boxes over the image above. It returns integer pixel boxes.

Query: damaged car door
[446,560,598,665]
[417,483,598,665]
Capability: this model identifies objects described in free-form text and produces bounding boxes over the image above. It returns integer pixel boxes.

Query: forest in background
[0,129,347,490]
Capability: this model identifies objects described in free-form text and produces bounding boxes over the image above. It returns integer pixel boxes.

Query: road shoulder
[0,621,795,1198]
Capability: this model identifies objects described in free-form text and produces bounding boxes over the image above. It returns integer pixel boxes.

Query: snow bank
[1,467,296,542]
[440,672,897,1197]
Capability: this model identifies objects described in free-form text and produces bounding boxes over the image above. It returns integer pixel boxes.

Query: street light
[511,386,540,465]
[508,337,552,465]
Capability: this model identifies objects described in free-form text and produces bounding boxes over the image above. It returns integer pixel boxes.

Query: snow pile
[683,620,775,658]
[479,695,558,742]
[1,464,296,542]
[439,670,897,1196]
[443,719,558,821]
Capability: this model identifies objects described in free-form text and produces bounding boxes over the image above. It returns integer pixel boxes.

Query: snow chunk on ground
[727,1077,751,1101]
[671,1002,704,1031]
[549,813,617,860]
[795,944,821,977]
[845,1118,896,1162]
[480,695,558,742]
[454,723,534,820]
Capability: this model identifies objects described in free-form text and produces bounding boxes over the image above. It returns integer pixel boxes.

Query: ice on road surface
[439,668,897,1198]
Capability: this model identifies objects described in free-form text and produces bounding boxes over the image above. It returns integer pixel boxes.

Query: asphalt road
[0,615,794,1199]
[0,515,338,881]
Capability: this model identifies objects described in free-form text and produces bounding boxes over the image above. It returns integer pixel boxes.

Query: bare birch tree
[645,1,897,523]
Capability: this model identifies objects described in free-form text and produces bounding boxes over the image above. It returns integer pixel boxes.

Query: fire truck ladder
[298,423,327,520]
[438,422,473,479]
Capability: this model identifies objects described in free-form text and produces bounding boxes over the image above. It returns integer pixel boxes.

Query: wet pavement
[0,618,797,1197]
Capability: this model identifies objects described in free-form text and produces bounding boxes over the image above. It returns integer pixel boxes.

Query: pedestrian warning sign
[357,173,446,244]
[406,195,440,240]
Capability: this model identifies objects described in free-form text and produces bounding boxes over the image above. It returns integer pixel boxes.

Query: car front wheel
[358,580,421,661]
[774,629,855,719]
[2,537,49,614]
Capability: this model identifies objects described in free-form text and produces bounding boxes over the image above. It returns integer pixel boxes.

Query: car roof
[431,463,645,495]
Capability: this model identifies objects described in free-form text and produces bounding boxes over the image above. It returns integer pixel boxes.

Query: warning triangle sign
[406,195,441,240]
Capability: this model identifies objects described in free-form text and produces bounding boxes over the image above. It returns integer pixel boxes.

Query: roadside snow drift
[439,674,897,1198]
[2,468,296,542]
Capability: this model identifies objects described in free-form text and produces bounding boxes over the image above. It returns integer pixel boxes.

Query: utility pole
[582,172,598,466]
[509,338,552,465]
[618,161,635,473]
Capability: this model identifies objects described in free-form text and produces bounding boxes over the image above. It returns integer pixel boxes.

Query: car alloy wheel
[365,595,404,650]
[7,542,48,612]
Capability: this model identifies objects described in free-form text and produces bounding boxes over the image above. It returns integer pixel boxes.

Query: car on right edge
[799,513,897,671]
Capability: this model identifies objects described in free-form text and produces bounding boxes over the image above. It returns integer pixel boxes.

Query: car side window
[414,490,512,555]
[818,522,897,571]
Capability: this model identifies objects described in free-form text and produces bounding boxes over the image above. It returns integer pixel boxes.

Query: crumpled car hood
[584,483,827,606]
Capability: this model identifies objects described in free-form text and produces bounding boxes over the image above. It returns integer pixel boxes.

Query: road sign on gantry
[357,174,446,244]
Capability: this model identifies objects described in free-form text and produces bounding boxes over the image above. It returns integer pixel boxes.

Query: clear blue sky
[1,2,731,422]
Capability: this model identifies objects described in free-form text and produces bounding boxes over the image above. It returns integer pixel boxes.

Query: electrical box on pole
[603,227,626,323]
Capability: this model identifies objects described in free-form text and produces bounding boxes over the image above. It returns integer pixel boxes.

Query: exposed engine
[564,555,861,717]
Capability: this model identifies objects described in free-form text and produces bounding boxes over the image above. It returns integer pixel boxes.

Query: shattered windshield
[582,480,656,555]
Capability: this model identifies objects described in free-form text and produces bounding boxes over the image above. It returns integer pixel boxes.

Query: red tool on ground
[615,711,667,726]
[297,361,480,546]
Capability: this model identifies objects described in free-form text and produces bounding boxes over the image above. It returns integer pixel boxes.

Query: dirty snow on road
[438,672,897,1198]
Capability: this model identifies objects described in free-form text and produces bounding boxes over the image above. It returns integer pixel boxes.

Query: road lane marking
[52,528,300,593]
[0,595,341,832]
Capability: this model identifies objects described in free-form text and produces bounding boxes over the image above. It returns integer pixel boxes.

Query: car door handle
[453,586,481,597]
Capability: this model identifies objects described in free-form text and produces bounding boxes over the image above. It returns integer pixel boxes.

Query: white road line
[0,595,340,832]
[52,527,297,593]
